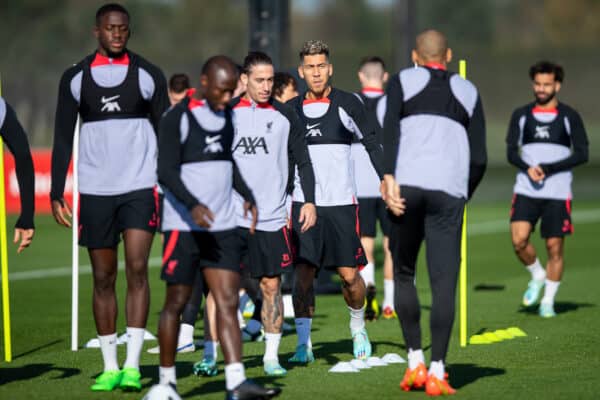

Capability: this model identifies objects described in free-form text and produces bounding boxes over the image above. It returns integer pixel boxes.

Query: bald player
[351,56,395,321]
[151,56,280,399]
[382,30,486,395]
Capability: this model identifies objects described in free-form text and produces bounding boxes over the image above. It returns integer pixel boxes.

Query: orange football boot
[425,373,456,396]
[400,363,427,391]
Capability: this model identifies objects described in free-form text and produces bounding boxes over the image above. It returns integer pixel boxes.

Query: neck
[423,61,446,70]
[242,93,265,105]
[306,85,331,100]
[97,47,126,59]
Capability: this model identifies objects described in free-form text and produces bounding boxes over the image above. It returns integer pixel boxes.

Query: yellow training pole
[458,60,468,348]
[0,75,12,361]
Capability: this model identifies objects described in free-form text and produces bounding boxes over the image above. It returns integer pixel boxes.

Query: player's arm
[539,110,589,176]
[505,109,530,172]
[381,74,405,215]
[50,66,80,227]
[148,67,170,132]
[467,94,487,199]
[1,99,35,253]
[283,104,317,231]
[232,160,258,233]
[346,95,384,180]
[157,108,204,209]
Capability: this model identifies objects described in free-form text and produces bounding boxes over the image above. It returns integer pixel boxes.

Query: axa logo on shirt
[305,122,322,137]
[204,135,223,153]
[534,125,550,139]
[100,95,121,112]
[233,137,269,154]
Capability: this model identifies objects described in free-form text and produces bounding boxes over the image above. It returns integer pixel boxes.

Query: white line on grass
[6,208,600,282]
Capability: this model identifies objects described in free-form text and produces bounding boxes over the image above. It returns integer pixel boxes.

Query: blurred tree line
[1,0,597,164]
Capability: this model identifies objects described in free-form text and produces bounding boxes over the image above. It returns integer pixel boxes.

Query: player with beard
[288,40,384,363]
[51,3,168,392]
[151,55,281,400]
[507,61,589,318]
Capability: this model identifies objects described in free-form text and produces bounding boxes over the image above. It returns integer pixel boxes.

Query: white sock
[178,323,194,346]
[123,327,145,370]
[526,258,546,281]
[360,262,375,287]
[407,348,425,370]
[159,366,176,385]
[245,318,262,334]
[295,318,312,348]
[348,305,366,332]
[429,360,445,380]
[383,279,395,309]
[541,279,561,305]
[204,340,218,360]
[98,333,119,372]
[263,333,282,362]
[224,362,246,391]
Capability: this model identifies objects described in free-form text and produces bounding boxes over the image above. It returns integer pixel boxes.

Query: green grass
[1,203,599,399]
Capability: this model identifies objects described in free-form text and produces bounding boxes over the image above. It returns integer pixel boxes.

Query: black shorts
[160,229,243,285]
[238,227,293,279]
[79,188,159,249]
[291,202,367,270]
[510,194,573,238]
[357,197,391,237]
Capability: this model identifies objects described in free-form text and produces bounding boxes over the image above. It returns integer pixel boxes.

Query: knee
[511,235,529,252]
[339,270,362,289]
[260,278,280,299]
[214,292,238,312]
[93,272,117,294]
[546,242,563,262]
[126,259,148,286]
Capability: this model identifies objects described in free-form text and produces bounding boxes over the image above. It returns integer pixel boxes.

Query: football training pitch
[0,200,598,399]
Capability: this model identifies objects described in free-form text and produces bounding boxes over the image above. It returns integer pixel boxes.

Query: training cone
[494,329,515,340]
[381,353,406,364]
[329,362,359,373]
[469,334,492,345]
[482,332,502,342]
[507,327,527,337]
[350,359,371,369]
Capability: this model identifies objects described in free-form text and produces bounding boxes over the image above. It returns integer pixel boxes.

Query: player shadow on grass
[518,301,595,315]
[448,363,505,389]
[0,363,80,386]
[182,375,283,398]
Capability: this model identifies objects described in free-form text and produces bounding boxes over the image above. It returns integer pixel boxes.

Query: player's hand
[13,228,34,253]
[244,202,258,234]
[51,199,72,228]
[190,204,215,228]
[527,166,545,182]
[381,175,406,216]
[298,202,317,232]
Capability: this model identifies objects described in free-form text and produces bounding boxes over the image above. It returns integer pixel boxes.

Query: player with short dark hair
[273,72,298,103]
[288,40,383,363]
[151,55,281,400]
[0,97,35,253]
[228,51,316,376]
[507,61,588,318]
[50,3,169,392]
[352,55,396,321]
[168,73,191,105]
[382,30,487,395]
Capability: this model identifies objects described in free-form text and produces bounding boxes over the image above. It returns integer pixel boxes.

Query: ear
[358,71,364,84]
[446,48,453,64]
[93,25,100,40]
[411,49,419,65]
[328,63,333,77]
[298,65,305,79]
[200,74,208,90]
[383,71,389,84]
[555,81,562,93]
[240,73,249,87]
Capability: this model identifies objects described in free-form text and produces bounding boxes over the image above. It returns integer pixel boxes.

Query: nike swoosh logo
[101,95,120,103]
[205,135,221,144]
[306,123,320,130]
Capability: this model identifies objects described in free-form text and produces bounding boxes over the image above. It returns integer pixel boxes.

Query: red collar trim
[424,62,446,70]
[91,52,129,67]
[532,106,558,114]
[362,87,384,94]
[186,88,196,97]
[303,98,331,105]
[234,97,275,110]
